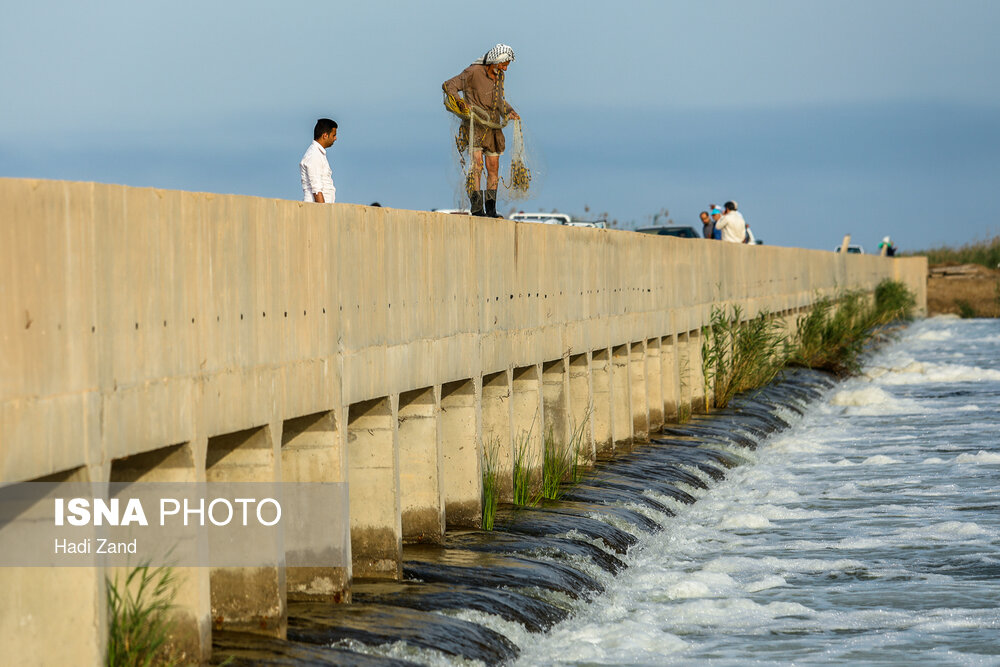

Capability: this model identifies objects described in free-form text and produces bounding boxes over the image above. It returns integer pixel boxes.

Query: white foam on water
[515,603,690,665]
[663,598,815,628]
[913,329,955,342]
[829,386,925,415]
[762,487,802,502]
[878,360,1000,385]
[745,575,787,592]
[664,579,713,599]
[957,404,982,411]
[956,450,1000,464]
[896,521,992,541]
[861,455,902,465]
[922,457,947,464]
[718,513,771,530]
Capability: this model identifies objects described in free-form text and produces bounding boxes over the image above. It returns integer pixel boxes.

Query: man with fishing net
[443,43,529,217]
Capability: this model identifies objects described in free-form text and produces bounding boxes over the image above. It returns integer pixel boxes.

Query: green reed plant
[541,428,570,501]
[701,305,790,409]
[790,280,916,376]
[481,433,503,530]
[512,425,540,507]
[789,291,870,376]
[540,410,591,501]
[873,279,916,324]
[106,563,178,667]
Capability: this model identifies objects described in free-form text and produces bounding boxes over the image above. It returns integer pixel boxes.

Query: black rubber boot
[485,189,501,218]
[469,190,486,216]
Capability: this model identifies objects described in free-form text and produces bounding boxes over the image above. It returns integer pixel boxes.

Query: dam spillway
[0,178,926,664]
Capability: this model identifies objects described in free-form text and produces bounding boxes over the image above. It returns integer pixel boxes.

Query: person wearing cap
[709,205,724,240]
[715,201,747,243]
[443,44,520,217]
[878,236,897,257]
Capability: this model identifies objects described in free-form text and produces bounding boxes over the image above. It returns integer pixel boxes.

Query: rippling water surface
[517,317,1000,666]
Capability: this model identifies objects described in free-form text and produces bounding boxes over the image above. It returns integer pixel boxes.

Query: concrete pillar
[688,328,707,414]
[346,397,400,580]
[629,342,649,442]
[205,425,285,637]
[440,379,480,529]
[511,365,543,495]
[541,359,570,451]
[568,353,596,467]
[646,338,664,433]
[280,411,349,602]
[611,345,632,451]
[110,443,209,661]
[590,348,613,456]
[661,335,680,422]
[676,332,692,422]
[398,387,444,543]
[1,466,106,667]
[481,370,513,502]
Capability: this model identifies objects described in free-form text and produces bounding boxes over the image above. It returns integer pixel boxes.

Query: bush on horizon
[907,235,1000,269]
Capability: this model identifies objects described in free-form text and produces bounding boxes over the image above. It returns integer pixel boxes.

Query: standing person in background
[700,211,714,239]
[443,44,520,217]
[715,201,747,243]
[879,236,897,256]
[709,205,724,240]
[300,118,338,203]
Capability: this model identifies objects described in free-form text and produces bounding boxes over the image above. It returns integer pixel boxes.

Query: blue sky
[2,0,999,251]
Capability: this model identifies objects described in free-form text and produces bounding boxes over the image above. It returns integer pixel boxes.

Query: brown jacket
[442,64,514,125]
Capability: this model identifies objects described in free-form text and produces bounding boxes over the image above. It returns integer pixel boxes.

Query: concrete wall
[0,178,927,663]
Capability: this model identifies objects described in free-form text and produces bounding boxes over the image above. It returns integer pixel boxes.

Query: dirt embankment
[926,264,1000,317]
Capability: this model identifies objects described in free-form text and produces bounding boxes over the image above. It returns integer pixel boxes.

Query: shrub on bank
[702,280,917,407]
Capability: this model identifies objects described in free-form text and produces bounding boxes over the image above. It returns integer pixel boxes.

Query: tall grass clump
[540,413,590,501]
[701,305,790,409]
[512,427,539,507]
[481,434,502,530]
[873,279,916,324]
[791,280,915,376]
[107,564,179,667]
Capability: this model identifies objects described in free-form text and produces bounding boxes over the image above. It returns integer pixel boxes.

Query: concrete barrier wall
[0,178,927,663]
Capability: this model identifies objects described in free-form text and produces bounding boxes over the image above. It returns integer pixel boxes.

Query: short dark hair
[724,201,737,212]
[699,210,709,218]
[314,118,338,140]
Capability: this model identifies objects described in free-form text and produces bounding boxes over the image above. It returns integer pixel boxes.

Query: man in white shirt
[300,118,337,203]
[715,201,747,243]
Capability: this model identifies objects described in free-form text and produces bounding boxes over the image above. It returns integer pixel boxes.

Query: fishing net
[443,91,541,209]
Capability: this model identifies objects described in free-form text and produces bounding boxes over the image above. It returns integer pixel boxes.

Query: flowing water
[518,316,1000,666]
[215,316,1000,666]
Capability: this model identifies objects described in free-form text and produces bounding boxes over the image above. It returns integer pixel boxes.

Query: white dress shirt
[300,140,336,203]
[715,210,747,243]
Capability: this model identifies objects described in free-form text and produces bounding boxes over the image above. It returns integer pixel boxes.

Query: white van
[508,212,572,225]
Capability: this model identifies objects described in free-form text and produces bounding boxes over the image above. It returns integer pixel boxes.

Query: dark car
[634,226,701,239]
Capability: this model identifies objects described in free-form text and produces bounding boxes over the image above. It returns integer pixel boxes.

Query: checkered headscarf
[480,44,515,65]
